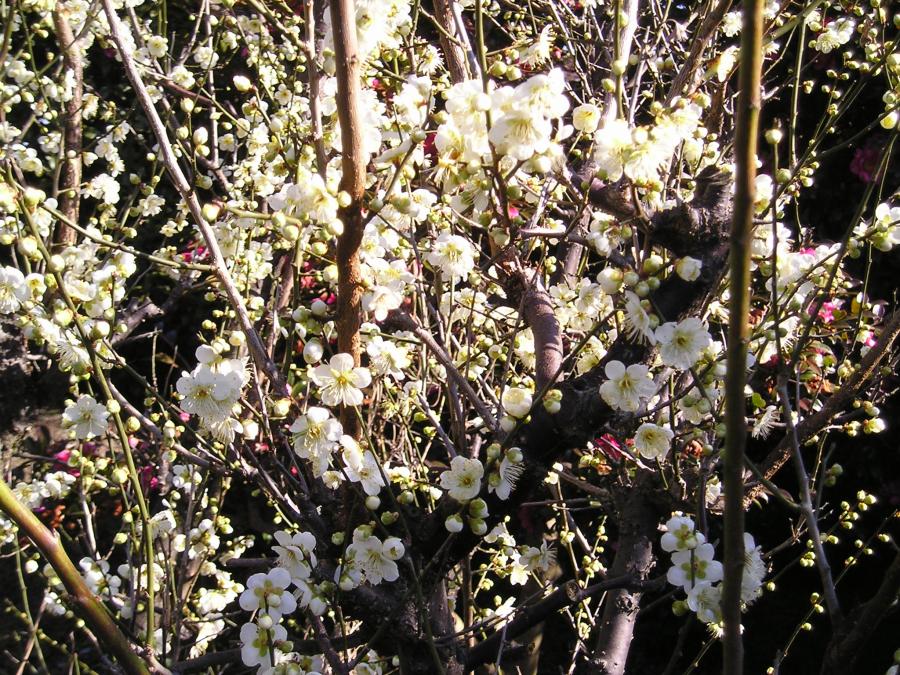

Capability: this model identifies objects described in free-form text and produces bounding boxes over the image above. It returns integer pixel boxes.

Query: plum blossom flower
[667,542,723,591]
[687,582,723,625]
[656,317,712,370]
[240,621,288,669]
[488,453,525,501]
[0,267,29,314]
[63,395,110,440]
[426,233,476,279]
[177,366,242,422]
[309,353,372,407]
[661,515,705,552]
[366,335,411,380]
[633,423,674,461]
[440,456,484,502]
[272,530,317,584]
[599,360,656,412]
[343,527,404,585]
[813,17,855,54]
[572,103,601,133]
[501,386,533,418]
[593,118,633,181]
[289,407,341,476]
[741,533,767,604]
[340,436,386,496]
[623,292,657,344]
[239,568,297,621]
[675,256,702,282]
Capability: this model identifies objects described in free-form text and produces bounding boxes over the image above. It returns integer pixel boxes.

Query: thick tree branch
[591,484,660,674]
[466,575,662,670]
[0,478,152,674]
[330,0,368,437]
[432,0,470,84]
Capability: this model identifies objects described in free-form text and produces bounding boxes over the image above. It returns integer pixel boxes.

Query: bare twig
[820,550,900,675]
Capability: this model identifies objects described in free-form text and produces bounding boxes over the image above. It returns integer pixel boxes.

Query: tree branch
[721,2,764,672]
[52,3,83,246]
[466,575,661,669]
[330,0,368,437]
[820,550,900,675]
[0,478,152,674]
[100,0,287,395]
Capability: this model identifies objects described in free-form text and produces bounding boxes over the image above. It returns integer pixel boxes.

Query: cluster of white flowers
[176,344,250,442]
[238,530,340,672]
[593,100,704,188]
[336,525,405,590]
[661,515,766,629]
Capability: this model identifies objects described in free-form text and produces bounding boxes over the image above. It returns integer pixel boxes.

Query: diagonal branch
[0,478,152,674]
[100,0,287,395]
[749,309,900,500]
[819,550,900,675]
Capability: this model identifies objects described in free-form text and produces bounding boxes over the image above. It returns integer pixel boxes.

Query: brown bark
[432,0,470,84]
[330,0,367,438]
[52,4,83,246]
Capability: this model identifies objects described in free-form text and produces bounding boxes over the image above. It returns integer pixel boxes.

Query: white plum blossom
[813,17,855,53]
[240,621,288,669]
[289,407,342,476]
[656,318,712,370]
[675,256,702,282]
[63,395,110,440]
[742,533,767,604]
[661,515,705,552]
[340,526,405,587]
[0,267,29,313]
[426,233,476,279]
[624,292,657,344]
[687,582,723,625]
[633,423,674,461]
[340,436,386,496]
[440,456,484,502]
[366,335,411,380]
[599,361,656,412]
[667,542,723,592]
[272,530,317,584]
[309,353,372,407]
[572,103,601,133]
[238,567,297,621]
[593,119,633,181]
[501,386,533,418]
[488,453,525,500]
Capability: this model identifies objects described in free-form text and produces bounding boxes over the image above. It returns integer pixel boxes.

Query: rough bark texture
[591,483,660,674]
[432,0,470,84]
